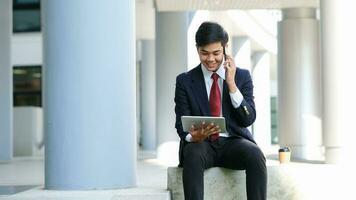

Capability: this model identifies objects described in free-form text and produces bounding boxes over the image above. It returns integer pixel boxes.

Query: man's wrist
[185,133,193,142]
[229,88,243,108]
[227,81,237,93]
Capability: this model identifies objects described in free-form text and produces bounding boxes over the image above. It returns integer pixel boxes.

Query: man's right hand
[189,122,221,143]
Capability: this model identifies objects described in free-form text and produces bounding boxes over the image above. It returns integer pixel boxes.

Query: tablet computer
[181,116,227,132]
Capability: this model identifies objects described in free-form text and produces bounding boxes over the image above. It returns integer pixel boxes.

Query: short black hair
[195,21,229,47]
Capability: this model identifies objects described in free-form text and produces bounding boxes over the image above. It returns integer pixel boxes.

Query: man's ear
[196,45,200,53]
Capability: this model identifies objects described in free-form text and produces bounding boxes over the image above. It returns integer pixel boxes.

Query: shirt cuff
[185,133,193,142]
[229,89,244,108]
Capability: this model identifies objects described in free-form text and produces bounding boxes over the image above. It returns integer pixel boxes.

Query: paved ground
[1,146,329,200]
[0,150,171,199]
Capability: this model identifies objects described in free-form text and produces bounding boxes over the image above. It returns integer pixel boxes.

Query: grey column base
[287,145,324,161]
[325,147,343,164]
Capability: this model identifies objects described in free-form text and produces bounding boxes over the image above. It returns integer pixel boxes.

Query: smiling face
[197,41,224,72]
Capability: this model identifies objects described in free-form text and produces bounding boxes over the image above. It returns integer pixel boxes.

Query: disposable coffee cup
[278,147,291,164]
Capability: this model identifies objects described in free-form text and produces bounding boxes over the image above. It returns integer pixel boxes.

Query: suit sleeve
[232,70,256,127]
[174,74,191,141]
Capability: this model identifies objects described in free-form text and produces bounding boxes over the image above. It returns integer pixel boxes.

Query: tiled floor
[0,185,39,196]
[0,156,44,187]
[0,151,170,199]
[0,147,328,199]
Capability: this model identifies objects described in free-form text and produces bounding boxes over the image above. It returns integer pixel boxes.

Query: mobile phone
[223,46,227,60]
[223,46,229,67]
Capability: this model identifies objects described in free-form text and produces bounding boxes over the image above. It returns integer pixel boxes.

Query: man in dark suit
[174,22,267,200]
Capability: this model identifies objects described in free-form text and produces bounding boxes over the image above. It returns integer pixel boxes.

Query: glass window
[13,66,42,107]
[13,0,41,33]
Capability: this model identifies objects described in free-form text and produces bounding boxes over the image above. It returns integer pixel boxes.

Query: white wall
[12,33,42,66]
[136,0,155,40]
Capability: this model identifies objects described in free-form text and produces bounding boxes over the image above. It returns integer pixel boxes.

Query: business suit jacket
[174,64,256,166]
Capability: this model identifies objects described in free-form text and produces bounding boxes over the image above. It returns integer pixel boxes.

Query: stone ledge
[168,164,356,200]
[168,167,245,200]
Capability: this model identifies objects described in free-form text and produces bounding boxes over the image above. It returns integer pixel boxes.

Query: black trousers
[182,136,267,200]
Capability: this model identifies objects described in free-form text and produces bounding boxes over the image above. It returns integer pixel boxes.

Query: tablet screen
[181,116,226,132]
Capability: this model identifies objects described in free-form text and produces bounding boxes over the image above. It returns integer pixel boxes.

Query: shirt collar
[201,62,226,81]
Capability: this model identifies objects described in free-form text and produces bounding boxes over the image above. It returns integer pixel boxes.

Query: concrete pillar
[13,107,44,156]
[232,36,252,72]
[252,51,271,151]
[232,36,253,133]
[136,41,142,148]
[156,12,190,165]
[278,8,322,160]
[140,40,156,150]
[321,0,356,164]
[0,0,12,161]
[43,0,136,189]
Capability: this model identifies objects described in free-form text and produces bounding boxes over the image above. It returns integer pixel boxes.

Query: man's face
[197,41,224,72]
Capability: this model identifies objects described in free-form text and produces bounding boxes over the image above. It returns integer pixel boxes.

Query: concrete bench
[167,167,247,200]
[168,164,349,200]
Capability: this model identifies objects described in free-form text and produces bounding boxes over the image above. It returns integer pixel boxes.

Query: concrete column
[232,36,252,72]
[140,40,156,150]
[0,0,12,161]
[136,41,142,148]
[43,0,136,189]
[232,36,253,133]
[321,0,356,164]
[278,8,322,160]
[156,12,190,165]
[252,51,271,151]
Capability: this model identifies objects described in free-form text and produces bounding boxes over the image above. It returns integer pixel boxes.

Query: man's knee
[183,142,207,163]
[247,145,266,166]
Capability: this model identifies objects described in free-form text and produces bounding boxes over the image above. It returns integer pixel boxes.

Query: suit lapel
[190,66,210,116]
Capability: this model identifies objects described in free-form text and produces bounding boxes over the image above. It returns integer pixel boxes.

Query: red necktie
[209,73,221,141]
